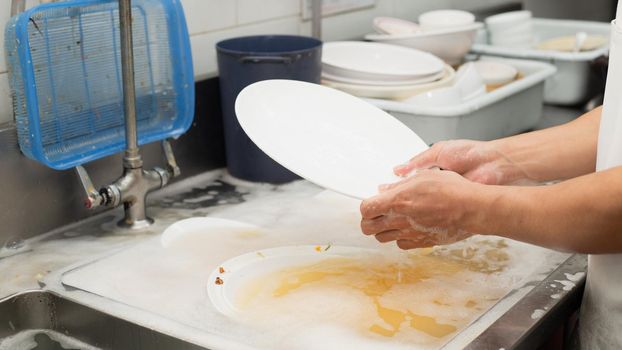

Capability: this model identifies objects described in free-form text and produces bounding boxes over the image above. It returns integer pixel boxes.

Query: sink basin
[0,291,206,350]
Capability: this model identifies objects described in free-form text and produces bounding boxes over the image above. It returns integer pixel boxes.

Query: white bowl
[473,61,518,86]
[364,23,483,65]
[373,16,420,35]
[322,64,456,100]
[419,10,475,30]
[322,41,445,81]
[405,86,462,106]
[454,62,486,101]
[485,10,532,33]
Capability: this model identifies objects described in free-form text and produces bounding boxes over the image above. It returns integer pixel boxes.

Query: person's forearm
[491,106,601,183]
[478,165,622,253]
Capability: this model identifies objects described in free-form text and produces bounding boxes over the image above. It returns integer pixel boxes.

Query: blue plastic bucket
[216,35,322,183]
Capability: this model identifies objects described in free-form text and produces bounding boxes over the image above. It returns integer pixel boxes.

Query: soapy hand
[394,140,533,185]
[360,169,486,249]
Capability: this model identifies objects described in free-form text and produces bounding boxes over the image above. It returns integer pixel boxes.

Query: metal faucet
[75,0,180,229]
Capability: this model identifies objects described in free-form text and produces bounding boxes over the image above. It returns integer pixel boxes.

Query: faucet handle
[75,166,104,209]
[162,139,181,178]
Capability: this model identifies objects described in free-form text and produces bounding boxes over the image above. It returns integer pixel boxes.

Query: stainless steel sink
[0,291,207,350]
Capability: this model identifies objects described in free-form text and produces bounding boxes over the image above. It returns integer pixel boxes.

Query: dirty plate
[161,217,260,248]
[207,245,376,318]
[235,80,429,199]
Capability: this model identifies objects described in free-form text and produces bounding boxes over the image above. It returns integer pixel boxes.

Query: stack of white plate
[321,41,455,100]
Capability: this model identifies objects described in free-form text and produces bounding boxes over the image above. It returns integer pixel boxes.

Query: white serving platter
[322,41,444,81]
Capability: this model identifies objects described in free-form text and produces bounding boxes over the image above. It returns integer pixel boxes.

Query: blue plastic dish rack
[4,0,194,170]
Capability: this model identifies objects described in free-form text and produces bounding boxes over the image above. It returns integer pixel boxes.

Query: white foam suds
[26,178,572,350]
[564,272,585,282]
[0,329,101,350]
[554,280,576,291]
[551,293,561,299]
[531,309,545,319]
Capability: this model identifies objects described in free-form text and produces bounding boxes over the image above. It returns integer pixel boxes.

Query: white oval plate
[207,245,377,318]
[321,69,444,86]
[235,80,429,199]
[322,64,455,100]
[322,41,444,81]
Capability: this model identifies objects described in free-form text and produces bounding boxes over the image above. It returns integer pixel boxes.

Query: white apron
[577,13,622,349]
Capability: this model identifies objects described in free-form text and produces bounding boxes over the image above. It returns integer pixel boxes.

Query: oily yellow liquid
[238,240,510,340]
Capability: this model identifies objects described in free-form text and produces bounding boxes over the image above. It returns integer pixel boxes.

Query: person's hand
[394,140,533,185]
[360,169,490,250]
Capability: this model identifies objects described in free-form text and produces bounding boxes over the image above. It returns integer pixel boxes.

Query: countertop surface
[0,168,587,350]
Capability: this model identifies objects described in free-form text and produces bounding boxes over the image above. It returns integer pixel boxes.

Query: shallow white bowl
[322,64,456,100]
[473,61,518,86]
[364,23,483,65]
[454,62,487,101]
[419,10,475,30]
[322,41,444,81]
[373,16,420,35]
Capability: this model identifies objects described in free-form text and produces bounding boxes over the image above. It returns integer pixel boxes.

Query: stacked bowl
[365,10,483,65]
[321,41,455,100]
[485,10,534,48]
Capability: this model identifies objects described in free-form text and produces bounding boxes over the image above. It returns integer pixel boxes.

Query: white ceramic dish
[235,80,428,199]
[207,245,377,317]
[365,23,483,65]
[161,217,260,248]
[373,16,420,35]
[419,10,475,30]
[322,41,444,81]
[321,69,445,86]
[473,60,518,86]
[322,64,455,100]
[454,62,487,100]
[405,86,462,106]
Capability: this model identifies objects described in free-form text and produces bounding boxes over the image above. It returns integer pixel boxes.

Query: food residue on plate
[215,277,224,285]
[235,239,513,343]
[219,267,226,274]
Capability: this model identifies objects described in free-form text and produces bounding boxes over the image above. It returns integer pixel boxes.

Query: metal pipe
[118,0,141,168]
[10,0,26,17]
[76,0,181,230]
[311,0,322,40]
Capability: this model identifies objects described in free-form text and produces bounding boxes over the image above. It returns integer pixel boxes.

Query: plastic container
[364,57,556,144]
[470,18,610,105]
[216,35,322,183]
[5,0,194,170]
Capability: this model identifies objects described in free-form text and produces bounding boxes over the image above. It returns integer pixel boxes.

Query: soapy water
[0,330,101,350]
[231,239,513,348]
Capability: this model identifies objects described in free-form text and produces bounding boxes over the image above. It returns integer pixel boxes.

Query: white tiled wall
[0,0,519,124]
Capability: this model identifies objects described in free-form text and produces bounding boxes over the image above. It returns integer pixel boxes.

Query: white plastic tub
[470,18,610,105]
[365,57,556,144]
